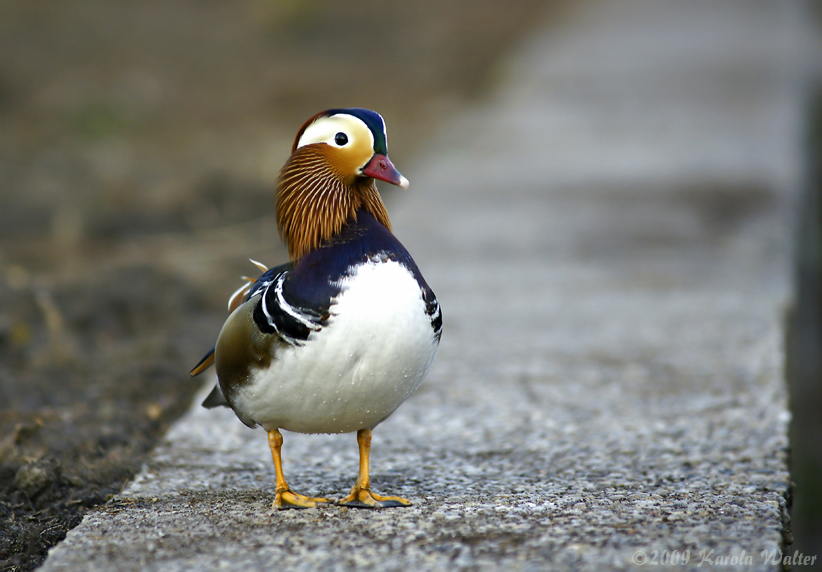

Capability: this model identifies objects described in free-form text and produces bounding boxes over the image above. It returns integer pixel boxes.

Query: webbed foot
[267,429,331,510]
[336,429,412,509]
[337,486,411,509]
[274,488,332,510]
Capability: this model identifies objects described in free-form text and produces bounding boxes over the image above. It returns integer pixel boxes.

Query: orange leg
[337,428,411,508]
[267,429,331,509]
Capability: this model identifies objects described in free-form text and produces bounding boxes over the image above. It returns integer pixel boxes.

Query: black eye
[334,132,348,146]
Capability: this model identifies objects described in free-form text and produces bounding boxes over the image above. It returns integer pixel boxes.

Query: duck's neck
[276,146,391,262]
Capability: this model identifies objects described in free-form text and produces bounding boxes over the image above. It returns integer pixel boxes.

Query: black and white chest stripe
[423,287,442,341]
[250,265,327,346]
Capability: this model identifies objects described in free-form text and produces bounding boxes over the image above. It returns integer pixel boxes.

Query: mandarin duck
[190,108,442,509]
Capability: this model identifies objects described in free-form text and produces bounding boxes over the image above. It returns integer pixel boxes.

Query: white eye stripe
[297,114,374,150]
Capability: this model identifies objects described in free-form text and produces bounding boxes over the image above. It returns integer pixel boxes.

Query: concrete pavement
[41,1,818,570]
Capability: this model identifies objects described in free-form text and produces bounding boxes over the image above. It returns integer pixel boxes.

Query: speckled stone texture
[41,1,819,570]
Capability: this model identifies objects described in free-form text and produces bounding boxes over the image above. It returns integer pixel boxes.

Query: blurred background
[0,1,820,570]
[0,1,553,569]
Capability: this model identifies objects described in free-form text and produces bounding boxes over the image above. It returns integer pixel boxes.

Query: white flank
[232,259,439,434]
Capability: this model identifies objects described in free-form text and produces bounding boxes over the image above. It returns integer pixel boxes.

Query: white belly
[232,260,439,434]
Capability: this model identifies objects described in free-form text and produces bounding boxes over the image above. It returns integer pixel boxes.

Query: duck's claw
[268,429,332,510]
[337,487,411,509]
[336,428,412,509]
[274,489,332,510]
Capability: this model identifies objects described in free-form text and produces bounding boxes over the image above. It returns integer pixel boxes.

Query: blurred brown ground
[0,2,563,570]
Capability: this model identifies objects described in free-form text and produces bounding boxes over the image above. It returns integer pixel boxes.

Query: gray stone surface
[41,1,819,571]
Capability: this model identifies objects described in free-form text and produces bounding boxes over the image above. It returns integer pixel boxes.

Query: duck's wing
[193,259,333,418]
[189,261,293,378]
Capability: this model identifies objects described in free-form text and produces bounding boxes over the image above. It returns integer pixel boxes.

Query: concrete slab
[40,1,818,570]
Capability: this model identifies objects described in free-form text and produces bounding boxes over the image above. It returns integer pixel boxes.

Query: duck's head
[276,108,407,261]
[294,108,409,190]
